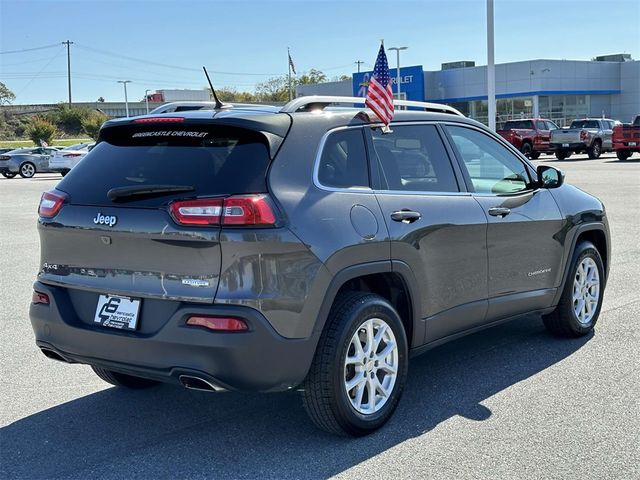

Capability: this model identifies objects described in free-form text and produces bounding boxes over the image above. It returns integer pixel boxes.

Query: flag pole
[288,47,292,101]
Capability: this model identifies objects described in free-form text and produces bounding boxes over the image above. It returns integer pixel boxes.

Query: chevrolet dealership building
[297,54,639,127]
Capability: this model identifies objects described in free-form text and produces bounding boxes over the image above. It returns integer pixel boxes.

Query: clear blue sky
[1,0,639,104]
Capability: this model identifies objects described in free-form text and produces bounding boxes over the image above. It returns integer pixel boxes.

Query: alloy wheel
[572,257,600,324]
[343,317,398,415]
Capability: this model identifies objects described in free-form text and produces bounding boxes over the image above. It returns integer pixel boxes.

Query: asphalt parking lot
[1,152,639,479]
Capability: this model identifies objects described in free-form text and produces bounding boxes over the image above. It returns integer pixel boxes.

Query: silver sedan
[0,147,61,179]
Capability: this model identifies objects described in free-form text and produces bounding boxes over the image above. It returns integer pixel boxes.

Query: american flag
[365,44,394,126]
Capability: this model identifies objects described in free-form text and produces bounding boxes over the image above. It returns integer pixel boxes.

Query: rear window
[56,124,271,207]
[503,120,534,130]
[570,120,599,129]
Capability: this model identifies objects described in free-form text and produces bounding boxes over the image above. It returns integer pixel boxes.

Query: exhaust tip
[40,348,69,363]
[179,375,225,392]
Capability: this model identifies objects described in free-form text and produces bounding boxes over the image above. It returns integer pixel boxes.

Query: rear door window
[371,124,459,192]
[57,123,272,207]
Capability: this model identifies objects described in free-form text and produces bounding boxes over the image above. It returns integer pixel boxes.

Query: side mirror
[537,165,564,189]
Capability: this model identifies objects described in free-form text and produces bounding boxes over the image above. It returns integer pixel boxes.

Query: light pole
[144,89,151,114]
[388,46,407,100]
[118,80,131,117]
[487,0,496,130]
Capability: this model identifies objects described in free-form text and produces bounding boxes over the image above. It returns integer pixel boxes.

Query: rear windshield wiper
[107,184,195,201]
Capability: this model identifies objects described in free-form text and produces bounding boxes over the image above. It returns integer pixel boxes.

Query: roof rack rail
[280,96,464,116]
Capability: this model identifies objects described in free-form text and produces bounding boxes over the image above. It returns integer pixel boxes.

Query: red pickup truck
[613,114,640,160]
[497,118,559,159]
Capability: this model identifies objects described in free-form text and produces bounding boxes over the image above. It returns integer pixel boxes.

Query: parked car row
[0,143,94,179]
[498,115,639,161]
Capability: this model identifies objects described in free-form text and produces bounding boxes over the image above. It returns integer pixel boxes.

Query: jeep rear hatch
[38,120,282,304]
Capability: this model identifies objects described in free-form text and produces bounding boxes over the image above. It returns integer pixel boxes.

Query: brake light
[133,117,184,123]
[169,195,277,227]
[0,155,10,161]
[63,153,82,157]
[580,130,589,141]
[38,190,67,218]
[222,195,276,225]
[32,291,50,305]
[186,315,248,332]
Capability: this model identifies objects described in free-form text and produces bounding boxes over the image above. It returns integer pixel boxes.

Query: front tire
[91,366,160,389]
[543,241,604,337]
[521,142,533,158]
[302,292,408,436]
[529,150,541,160]
[19,162,36,178]
[555,150,569,160]
[616,150,631,161]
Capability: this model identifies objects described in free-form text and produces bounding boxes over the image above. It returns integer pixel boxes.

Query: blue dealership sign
[353,65,425,101]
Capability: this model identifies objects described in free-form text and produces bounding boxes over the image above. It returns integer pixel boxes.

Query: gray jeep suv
[30,96,610,436]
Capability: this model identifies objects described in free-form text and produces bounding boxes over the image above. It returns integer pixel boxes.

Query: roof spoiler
[280,95,464,116]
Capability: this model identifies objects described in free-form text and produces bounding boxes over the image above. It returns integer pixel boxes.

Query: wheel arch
[311,261,422,349]
[553,223,609,306]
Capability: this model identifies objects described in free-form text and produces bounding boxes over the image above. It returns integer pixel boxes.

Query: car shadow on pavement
[1,315,592,479]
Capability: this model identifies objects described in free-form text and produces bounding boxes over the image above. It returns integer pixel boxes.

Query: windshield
[570,120,599,129]
[6,148,36,155]
[503,120,534,130]
[63,143,89,150]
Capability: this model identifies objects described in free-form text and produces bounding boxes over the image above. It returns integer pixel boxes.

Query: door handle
[488,207,511,217]
[391,210,422,223]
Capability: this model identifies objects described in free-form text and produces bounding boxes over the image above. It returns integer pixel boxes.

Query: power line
[14,47,65,100]
[74,43,282,76]
[0,43,61,55]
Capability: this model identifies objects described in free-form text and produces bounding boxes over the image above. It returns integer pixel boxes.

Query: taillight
[222,195,276,226]
[0,155,10,161]
[169,195,277,227]
[169,198,223,225]
[133,117,184,123]
[186,315,248,332]
[580,130,589,141]
[32,291,50,305]
[63,153,82,157]
[38,190,67,218]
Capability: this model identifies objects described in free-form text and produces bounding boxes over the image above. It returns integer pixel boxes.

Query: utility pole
[355,60,364,73]
[118,80,131,117]
[62,40,73,105]
[487,0,496,130]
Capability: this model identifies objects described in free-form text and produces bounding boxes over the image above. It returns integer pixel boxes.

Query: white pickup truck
[549,118,618,160]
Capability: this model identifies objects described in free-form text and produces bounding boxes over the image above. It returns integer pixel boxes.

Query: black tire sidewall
[20,162,35,178]
[330,296,408,434]
[562,244,605,334]
[521,143,532,157]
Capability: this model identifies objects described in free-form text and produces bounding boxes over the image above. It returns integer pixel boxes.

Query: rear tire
[2,172,17,179]
[91,366,160,389]
[555,150,569,160]
[521,142,533,158]
[302,292,408,436]
[529,150,541,160]
[19,162,36,178]
[616,150,631,161]
[587,140,602,159]
[543,241,604,337]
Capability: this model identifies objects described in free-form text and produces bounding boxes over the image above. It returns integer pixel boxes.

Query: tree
[81,111,108,140]
[255,76,290,102]
[207,87,257,103]
[97,97,105,103]
[26,116,57,146]
[45,103,91,134]
[297,69,327,85]
[0,82,16,105]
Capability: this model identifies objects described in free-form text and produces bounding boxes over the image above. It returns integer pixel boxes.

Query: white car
[48,142,95,176]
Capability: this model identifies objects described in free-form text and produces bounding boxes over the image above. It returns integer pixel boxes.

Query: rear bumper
[0,165,18,174]
[550,142,587,152]
[30,281,317,392]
